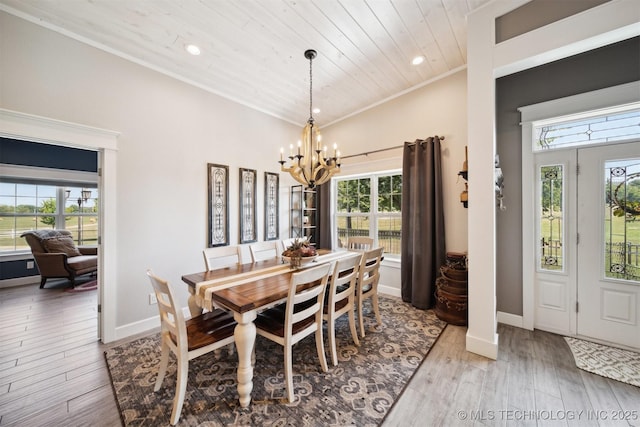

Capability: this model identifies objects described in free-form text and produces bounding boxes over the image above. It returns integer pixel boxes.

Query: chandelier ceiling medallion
[279,49,340,189]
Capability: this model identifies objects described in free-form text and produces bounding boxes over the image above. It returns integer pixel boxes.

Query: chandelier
[279,49,340,189]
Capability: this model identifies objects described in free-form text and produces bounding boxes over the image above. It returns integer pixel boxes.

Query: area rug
[105,295,447,426]
[64,280,98,292]
[564,337,640,387]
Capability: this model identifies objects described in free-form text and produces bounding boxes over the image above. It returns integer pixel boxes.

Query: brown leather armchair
[21,230,98,288]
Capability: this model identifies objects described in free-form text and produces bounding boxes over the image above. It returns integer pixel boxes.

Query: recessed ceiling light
[312,108,321,114]
[185,44,201,56]
[412,55,425,66]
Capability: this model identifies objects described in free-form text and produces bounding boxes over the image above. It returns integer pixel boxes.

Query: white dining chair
[281,237,301,252]
[356,247,384,338]
[254,263,332,402]
[249,241,279,263]
[347,236,374,251]
[203,245,242,271]
[146,270,236,425]
[202,245,242,334]
[323,252,362,366]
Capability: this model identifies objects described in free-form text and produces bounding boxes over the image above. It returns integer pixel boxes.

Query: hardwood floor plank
[0,327,96,357]
[558,382,599,427]
[0,361,16,373]
[6,339,96,369]
[506,352,537,412]
[0,352,65,378]
[0,367,110,425]
[0,401,69,427]
[477,359,510,427]
[0,332,98,365]
[534,389,568,426]
[609,382,640,425]
[579,372,631,427]
[2,348,104,392]
[382,386,427,426]
[450,363,486,407]
[533,356,563,399]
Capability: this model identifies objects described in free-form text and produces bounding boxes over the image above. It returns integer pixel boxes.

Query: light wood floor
[1,282,638,426]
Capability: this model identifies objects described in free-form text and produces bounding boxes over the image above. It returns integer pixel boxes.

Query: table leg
[187,287,202,317]
[234,311,257,408]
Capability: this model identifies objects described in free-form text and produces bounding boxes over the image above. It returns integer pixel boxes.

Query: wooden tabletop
[181,249,347,314]
[181,258,283,288]
[210,271,296,313]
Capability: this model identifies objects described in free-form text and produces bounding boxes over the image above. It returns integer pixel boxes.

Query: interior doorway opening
[0,108,119,342]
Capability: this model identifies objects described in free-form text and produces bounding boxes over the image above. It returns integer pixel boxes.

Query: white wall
[324,70,469,254]
[0,11,300,334]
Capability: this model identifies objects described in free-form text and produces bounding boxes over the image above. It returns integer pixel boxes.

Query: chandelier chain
[309,53,313,122]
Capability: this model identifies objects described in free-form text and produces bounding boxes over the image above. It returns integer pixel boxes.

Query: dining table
[181,249,354,408]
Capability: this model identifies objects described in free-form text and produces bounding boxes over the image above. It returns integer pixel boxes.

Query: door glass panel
[539,165,564,271]
[605,159,640,281]
[533,105,640,152]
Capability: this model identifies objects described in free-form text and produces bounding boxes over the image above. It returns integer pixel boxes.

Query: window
[0,182,98,253]
[532,103,640,152]
[334,171,402,257]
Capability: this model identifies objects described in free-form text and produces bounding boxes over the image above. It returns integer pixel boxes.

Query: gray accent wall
[495,0,610,43]
[495,36,640,316]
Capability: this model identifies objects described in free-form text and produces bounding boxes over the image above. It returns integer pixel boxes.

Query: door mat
[564,337,640,387]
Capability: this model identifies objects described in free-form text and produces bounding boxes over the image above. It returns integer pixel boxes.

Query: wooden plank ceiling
[0,0,491,125]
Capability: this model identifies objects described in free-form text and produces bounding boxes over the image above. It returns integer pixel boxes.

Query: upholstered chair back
[22,230,74,253]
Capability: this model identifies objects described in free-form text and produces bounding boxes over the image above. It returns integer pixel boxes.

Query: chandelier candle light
[279,49,340,189]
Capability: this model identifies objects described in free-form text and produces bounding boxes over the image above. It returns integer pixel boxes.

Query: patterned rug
[105,295,446,426]
[564,337,640,387]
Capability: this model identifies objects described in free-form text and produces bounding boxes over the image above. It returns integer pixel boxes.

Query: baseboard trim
[0,275,39,289]
[114,315,159,341]
[113,307,196,342]
[466,330,499,360]
[379,284,401,298]
[497,311,524,328]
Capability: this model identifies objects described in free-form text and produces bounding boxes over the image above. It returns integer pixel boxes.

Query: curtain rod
[340,135,445,160]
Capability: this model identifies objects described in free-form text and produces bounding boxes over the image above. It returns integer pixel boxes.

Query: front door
[576,141,640,349]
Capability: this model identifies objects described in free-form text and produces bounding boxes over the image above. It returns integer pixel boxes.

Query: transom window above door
[532,102,640,152]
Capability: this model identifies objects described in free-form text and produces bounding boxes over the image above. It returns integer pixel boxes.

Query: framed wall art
[207,163,229,247]
[264,172,279,241]
[239,167,257,243]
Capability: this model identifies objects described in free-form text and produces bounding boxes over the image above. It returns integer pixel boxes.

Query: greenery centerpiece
[282,238,317,269]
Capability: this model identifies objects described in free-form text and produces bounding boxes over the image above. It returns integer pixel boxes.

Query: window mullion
[56,187,66,229]
[371,177,378,244]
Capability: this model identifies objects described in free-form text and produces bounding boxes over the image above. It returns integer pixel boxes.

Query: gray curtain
[401,137,446,309]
